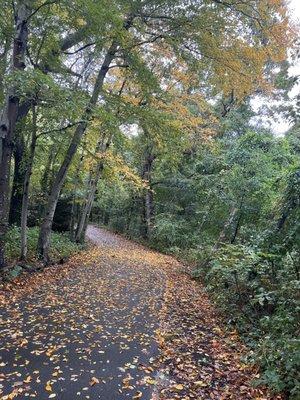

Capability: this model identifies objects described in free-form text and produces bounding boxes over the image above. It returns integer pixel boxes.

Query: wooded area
[0,0,299,398]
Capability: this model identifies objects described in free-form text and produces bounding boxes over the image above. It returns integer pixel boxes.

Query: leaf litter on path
[0,226,281,399]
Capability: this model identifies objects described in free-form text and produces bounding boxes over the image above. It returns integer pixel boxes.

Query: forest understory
[0,0,299,399]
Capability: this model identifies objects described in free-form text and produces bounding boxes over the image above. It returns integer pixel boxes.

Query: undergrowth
[176,244,300,399]
[5,226,82,265]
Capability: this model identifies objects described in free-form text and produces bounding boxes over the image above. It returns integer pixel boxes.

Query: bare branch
[63,42,96,55]
[27,0,57,21]
[37,120,85,137]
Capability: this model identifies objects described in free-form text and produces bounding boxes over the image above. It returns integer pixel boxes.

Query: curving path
[0,226,165,400]
[0,226,280,400]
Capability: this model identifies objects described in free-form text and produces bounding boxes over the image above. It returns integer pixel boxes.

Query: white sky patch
[251,0,300,136]
[120,123,140,137]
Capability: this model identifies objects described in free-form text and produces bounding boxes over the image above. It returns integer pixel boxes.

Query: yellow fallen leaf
[133,392,142,399]
[23,376,31,383]
[145,377,156,385]
[45,382,52,392]
[174,383,184,391]
[90,377,100,386]
[194,380,208,387]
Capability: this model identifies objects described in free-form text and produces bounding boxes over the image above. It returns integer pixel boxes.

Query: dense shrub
[151,214,198,250]
[92,126,300,397]
[192,244,300,398]
[5,226,81,263]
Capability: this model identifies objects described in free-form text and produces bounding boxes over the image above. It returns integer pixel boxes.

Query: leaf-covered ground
[0,226,281,400]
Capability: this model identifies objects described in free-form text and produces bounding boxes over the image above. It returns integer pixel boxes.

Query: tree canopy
[0,0,299,397]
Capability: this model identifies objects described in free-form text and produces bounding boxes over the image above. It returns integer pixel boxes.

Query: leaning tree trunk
[75,132,112,243]
[75,78,127,242]
[0,2,30,268]
[20,106,37,260]
[37,42,118,263]
[75,162,104,243]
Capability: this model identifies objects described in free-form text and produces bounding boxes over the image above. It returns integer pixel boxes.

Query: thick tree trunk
[0,2,30,268]
[0,38,11,104]
[37,42,118,262]
[20,106,37,260]
[9,130,25,225]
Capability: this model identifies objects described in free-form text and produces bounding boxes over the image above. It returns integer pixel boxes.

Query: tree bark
[0,37,11,104]
[37,42,118,262]
[75,133,112,243]
[141,149,155,240]
[69,149,85,240]
[230,211,243,244]
[214,206,238,250]
[9,130,25,225]
[76,163,104,243]
[20,106,37,260]
[0,2,30,269]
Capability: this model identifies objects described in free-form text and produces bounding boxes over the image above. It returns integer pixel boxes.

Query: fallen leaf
[174,383,184,391]
[23,376,31,383]
[45,382,52,392]
[89,377,100,386]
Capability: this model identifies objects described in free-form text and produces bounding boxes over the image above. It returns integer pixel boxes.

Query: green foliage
[93,114,300,397]
[0,0,297,396]
[191,244,300,397]
[152,214,197,250]
[5,226,82,263]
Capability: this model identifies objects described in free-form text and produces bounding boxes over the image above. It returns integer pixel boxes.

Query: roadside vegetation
[93,126,300,397]
[5,226,82,274]
[0,0,298,397]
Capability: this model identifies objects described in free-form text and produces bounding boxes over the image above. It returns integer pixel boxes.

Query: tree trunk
[0,2,30,269]
[9,130,25,225]
[75,133,111,243]
[75,78,127,242]
[141,150,155,240]
[214,206,238,250]
[230,212,243,244]
[69,149,85,241]
[144,189,154,238]
[0,37,11,104]
[20,106,37,260]
[75,162,104,243]
[37,42,118,262]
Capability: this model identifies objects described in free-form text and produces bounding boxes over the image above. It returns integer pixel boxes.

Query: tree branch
[37,120,85,137]
[27,0,57,21]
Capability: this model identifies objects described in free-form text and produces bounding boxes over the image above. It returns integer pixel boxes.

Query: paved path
[0,226,166,400]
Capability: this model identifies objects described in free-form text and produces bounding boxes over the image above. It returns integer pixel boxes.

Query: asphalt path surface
[0,226,165,400]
